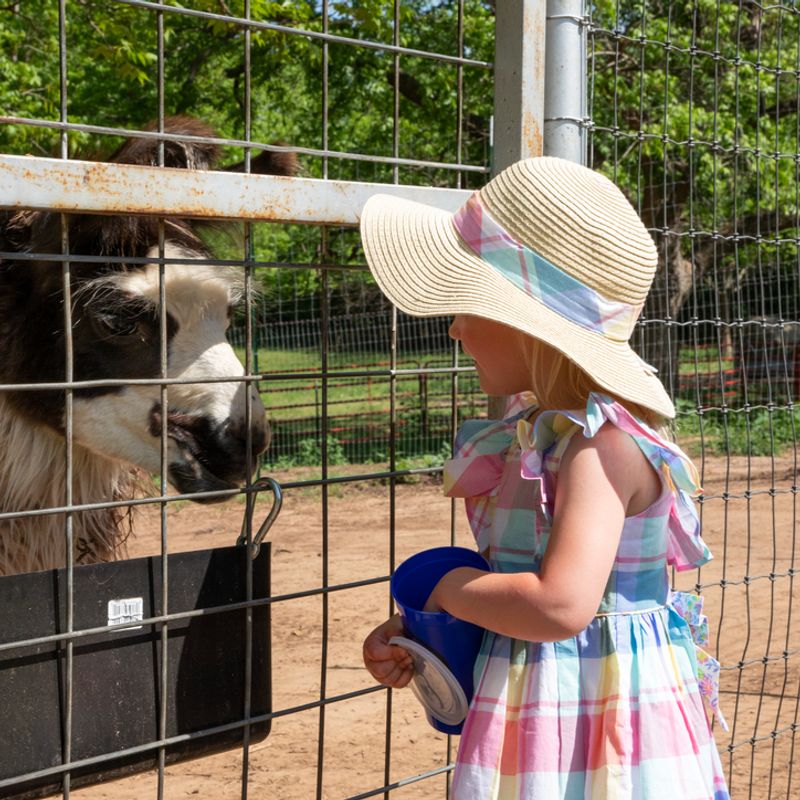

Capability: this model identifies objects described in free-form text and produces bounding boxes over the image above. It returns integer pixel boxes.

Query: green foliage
[0,3,61,156]
[589,1,800,280]
[401,438,452,468]
[274,433,349,468]
[1,0,493,183]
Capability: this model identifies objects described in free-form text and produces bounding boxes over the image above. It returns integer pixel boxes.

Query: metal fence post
[489,0,546,418]
[492,0,546,172]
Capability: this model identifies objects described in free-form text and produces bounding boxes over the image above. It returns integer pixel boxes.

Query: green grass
[234,345,480,466]
[235,346,800,463]
[237,346,478,421]
[676,347,735,375]
[675,401,800,457]
[677,359,735,375]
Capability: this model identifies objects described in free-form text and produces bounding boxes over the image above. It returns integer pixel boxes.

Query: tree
[589,0,800,391]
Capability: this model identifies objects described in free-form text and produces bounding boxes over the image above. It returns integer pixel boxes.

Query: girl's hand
[362,614,414,688]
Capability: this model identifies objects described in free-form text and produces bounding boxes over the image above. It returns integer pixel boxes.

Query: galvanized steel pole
[544,0,586,163]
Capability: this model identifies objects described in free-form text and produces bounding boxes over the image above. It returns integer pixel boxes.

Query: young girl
[359,157,730,799]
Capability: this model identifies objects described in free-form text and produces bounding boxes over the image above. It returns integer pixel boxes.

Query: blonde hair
[522,335,665,430]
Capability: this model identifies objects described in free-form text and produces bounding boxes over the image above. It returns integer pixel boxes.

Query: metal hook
[237,476,283,559]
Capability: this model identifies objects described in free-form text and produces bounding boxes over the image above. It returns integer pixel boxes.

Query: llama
[0,117,296,575]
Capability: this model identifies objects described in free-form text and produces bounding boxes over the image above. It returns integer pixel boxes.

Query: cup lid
[389,635,469,726]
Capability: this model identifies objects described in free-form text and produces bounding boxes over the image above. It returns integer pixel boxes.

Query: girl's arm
[425,423,661,642]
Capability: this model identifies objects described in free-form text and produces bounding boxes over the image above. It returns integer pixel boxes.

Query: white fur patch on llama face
[70,244,267,493]
[111,245,243,331]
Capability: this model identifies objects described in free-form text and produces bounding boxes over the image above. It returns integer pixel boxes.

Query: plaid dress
[443,393,730,800]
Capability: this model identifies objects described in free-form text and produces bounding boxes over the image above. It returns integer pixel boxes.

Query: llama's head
[0,117,296,500]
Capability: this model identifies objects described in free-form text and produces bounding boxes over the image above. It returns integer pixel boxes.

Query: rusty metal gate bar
[0,157,472,223]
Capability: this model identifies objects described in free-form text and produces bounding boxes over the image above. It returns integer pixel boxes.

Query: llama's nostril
[228,418,269,456]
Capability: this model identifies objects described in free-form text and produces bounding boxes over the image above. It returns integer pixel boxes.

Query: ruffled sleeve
[565,393,712,572]
[443,396,532,552]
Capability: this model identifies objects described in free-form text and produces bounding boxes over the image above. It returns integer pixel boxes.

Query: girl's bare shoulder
[559,420,660,512]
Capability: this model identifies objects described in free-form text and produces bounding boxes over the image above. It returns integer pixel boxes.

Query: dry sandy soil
[65,452,799,800]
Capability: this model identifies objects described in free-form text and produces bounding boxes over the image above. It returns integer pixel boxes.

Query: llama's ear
[108,116,221,171]
[0,209,57,255]
[225,146,299,177]
[0,211,24,253]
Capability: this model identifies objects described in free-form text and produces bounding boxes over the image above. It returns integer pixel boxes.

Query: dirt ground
[68,453,800,800]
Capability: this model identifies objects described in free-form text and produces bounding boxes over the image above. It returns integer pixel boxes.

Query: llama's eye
[92,311,145,340]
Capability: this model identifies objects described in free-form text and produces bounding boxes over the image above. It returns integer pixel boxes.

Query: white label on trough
[108,597,144,629]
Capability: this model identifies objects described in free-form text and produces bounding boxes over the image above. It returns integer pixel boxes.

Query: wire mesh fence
[228,296,483,466]
[588,2,800,797]
[0,0,799,799]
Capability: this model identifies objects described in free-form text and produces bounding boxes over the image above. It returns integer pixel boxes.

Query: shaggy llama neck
[0,396,134,575]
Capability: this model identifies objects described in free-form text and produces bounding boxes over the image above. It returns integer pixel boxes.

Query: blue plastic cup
[390,546,490,734]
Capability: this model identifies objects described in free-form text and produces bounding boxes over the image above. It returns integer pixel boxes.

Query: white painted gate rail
[0,154,470,224]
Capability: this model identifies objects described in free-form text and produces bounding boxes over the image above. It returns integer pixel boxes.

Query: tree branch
[760,97,799,118]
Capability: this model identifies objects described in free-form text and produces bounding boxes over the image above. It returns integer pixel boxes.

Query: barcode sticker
[108,597,144,629]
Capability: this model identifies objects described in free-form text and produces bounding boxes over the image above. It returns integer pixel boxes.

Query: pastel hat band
[452,193,642,341]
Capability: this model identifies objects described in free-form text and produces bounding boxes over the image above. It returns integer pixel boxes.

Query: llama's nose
[228,413,270,456]
[227,386,270,455]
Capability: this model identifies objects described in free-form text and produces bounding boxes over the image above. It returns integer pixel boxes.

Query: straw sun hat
[359,156,674,418]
